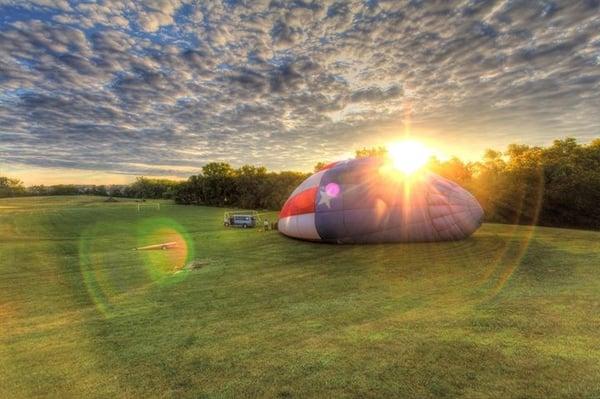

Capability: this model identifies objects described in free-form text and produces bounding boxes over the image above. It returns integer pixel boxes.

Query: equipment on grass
[223,210,259,228]
[133,241,177,251]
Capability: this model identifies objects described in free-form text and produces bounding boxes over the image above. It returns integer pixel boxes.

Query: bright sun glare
[387,140,431,174]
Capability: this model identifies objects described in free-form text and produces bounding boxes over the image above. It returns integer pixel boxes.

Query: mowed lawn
[1,196,599,398]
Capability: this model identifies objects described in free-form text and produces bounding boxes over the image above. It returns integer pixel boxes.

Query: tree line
[172,163,309,210]
[0,177,182,200]
[431,138,599,229]
[354,138,600,229]
[168,137,600,229]
[0,169,308,211]
[1,138,599,229]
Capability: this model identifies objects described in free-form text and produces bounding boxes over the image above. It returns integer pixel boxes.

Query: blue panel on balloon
[315,210,347,240]
[341,183,374,210]
[343,208,384,235]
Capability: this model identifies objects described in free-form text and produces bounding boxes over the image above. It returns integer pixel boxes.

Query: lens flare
[387,140,431,174]
[135,220,192,279]
[325,182,340,197]
[79,217,194,318]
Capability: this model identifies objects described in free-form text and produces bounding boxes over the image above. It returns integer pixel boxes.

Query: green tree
[234,165,268,209]
[539,138,600,228]
[355,146,388,158]
[201,162,236,206]
[313,161,327,172]
[428,156,473,186]
[0,176,25,198]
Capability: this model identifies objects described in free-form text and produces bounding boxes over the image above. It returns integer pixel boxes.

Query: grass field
[1,196,599,398]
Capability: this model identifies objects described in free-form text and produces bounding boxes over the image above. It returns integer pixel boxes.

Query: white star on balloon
[318,187,332,208]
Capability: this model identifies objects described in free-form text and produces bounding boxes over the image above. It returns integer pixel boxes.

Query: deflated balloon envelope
[278,157,483,243]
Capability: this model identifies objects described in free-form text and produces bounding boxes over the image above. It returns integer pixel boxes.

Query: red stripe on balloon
[279,186,318,218]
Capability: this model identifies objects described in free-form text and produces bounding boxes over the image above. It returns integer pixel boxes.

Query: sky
[1,0,599,185]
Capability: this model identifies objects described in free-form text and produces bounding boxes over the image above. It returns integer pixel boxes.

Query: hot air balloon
[278,157,483,243]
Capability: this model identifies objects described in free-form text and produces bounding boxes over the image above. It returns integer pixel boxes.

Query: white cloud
[1,1,600,175]
[137,0,182,32]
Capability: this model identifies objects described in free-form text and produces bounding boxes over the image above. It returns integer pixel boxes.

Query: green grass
[1,196,599,398]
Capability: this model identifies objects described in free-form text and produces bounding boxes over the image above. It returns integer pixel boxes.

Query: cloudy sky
[1,0,599,184]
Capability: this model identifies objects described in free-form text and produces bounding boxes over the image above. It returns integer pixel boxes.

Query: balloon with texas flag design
[278,156,483,243]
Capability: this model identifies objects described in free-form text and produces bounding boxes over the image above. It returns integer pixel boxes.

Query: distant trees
[0,178,181,200]
[355,146,388,158]
[313,161,328,173]
[428,138,600,229]
[127,177,182,200]
[537,138,600,228]
[2,137,599,229]
[199,163,237,206]
[45,185,81,196]
[0,176,25,198]
[173,162,308,210]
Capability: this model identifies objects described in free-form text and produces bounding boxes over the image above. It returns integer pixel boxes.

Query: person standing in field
[263,219,270,231]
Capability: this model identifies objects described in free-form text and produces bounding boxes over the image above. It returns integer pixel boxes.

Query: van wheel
[242,224,247,228]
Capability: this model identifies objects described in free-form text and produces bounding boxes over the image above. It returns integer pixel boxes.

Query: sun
[387,140,431,174]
